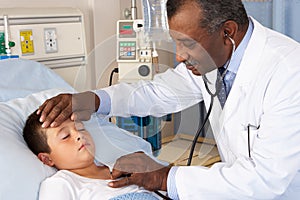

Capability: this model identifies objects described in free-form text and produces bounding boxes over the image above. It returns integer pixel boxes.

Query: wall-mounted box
[0,8,89,89]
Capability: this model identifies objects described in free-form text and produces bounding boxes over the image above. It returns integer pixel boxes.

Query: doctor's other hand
[109,152,171,191]
[37,91,100,128]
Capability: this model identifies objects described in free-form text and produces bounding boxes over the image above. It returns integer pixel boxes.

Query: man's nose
[175,46,189,63]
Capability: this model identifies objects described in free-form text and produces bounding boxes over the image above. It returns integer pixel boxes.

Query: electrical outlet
[20,30,34,55]
[44,28,58,53]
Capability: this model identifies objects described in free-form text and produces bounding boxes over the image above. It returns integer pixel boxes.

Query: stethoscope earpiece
[225,34,236,53]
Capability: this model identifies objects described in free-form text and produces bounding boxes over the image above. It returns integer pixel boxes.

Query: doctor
[38,0,300,199]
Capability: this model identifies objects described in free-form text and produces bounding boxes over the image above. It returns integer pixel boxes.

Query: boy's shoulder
[43,170,77,184]
[44,170,104,184]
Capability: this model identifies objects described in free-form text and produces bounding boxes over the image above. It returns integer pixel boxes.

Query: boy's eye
[62,134,70,140]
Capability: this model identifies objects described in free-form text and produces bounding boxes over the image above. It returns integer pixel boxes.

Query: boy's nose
[76,131,82,141]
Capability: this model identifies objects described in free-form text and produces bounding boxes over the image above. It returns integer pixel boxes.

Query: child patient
[23,111,159,200]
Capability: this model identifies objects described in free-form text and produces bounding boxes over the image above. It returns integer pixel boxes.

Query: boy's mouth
[79,144,85,151]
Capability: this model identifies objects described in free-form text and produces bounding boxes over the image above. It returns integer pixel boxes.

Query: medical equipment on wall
[116,18,163,155]
[0,8,88,88]
[117,19,154,82]
[116,116,162,156]
[0,15,18,60]
[115,0,169,156]
[117,0,168,83]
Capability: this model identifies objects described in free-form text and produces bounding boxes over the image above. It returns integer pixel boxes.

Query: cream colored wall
[0,0,94,53]
[92,0,120,89]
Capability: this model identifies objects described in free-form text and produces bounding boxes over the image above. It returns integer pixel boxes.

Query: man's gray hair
[167,0,249,33]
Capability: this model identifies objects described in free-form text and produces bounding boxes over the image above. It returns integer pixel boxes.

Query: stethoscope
[185,33,236,166]
[155,34,236,200]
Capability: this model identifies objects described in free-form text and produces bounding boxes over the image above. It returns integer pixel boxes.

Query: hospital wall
[0,0,93,53]
[0,0,121,89]
[0,0,124,53]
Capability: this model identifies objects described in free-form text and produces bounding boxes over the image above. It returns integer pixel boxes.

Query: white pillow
[0,88,71,200]
[0,58,73,101]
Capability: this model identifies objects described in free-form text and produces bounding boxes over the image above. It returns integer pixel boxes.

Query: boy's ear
[37,153,55,167]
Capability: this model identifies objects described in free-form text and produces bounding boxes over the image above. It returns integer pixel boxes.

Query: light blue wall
[285,0,300,42]
[243,1,273,28]
[243,0,300,42]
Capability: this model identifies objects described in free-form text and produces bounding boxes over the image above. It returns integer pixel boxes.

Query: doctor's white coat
[102,18,300,199]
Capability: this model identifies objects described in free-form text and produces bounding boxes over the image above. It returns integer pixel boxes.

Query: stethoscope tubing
[187,35,236,165]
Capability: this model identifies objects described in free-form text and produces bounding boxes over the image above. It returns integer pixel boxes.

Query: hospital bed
[0,58,157,200]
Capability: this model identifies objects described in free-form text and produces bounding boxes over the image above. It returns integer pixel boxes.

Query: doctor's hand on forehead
[109,152,171,191]
[37,91,100,128]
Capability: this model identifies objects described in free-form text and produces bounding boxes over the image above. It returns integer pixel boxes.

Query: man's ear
[37,153,55,167]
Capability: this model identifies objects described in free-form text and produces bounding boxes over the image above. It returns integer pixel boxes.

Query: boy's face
[43,119,95,170]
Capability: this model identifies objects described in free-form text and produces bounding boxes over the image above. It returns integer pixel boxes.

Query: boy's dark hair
[23,111,51,155]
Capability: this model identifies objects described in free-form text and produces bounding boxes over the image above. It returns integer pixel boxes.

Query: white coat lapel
[221,17,268,126]
[199,18,268,162]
